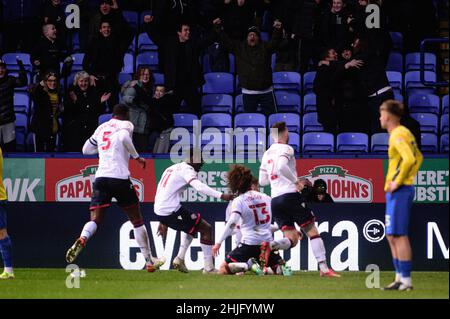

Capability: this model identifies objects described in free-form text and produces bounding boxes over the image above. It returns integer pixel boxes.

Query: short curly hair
[227,165,253,195]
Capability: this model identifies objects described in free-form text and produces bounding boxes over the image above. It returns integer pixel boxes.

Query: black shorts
[271,192,315,230]
[89,177,139,210]
[225,243,282,268]
[156,206,201,235]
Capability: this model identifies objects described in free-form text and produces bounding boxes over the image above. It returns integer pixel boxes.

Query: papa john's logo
[300,165,373,203]
[55,165,144,202]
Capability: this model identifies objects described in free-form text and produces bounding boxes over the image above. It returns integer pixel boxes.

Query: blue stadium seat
[386,52,403,72]
[234,130,266,155]
[71,32,81,52]
[303,112,323,132]
[302,132,334,153]
[303,93,317,113]
[303,72,316,94]
[14,92,30,115]
[119,72,132,85]
[201,94,233,114]
[336,133,369,153]
[421,133,438,153]
[9,71,30,91]
[271,53,276,70]
[201,131,233,156]
[70,53,85,71]
[201,113,232,132]
[260,32,270,42]
[274,91,301,113]
[202,53,235,74]
[394,92,404,103]
[127,36,136,53]
[203,73,234,94]
[122,10,138,29]
[153,72,165,86]
[98,113,112,125]
[173,113,198,132]
[136,51,159,71]
[405,52,437,72]
[443,95,449,114]
[371,133,389,153]
[122,53,135,73]
[390,32,403,52]
[268,113,301,133]
[411,113,439,134]
[441,133,449,153]
[386,71,402,93]
[235,94,244,114]
[272,72,301,91]
[137,32,158,52]
[267,132,300,153]
[15,112,28,151]
[405,71,437,95]
[408,94,440,114]
[1,53,32,71]
[441,114,449,134]
[234,113,266,129]
[15,112,28,130]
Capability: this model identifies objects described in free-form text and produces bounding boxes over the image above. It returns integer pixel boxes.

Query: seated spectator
[214,19,283,116]
[297,177,315,202]
[0,59,28,152]
[31,23,68,78]
[30,71,63,152]
[43,0,67,42]
[312,179,334,203]
[121,66,155,152]
[63,71,110,152]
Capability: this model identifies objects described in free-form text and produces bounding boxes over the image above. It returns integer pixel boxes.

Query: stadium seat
[71,32,81,52]
[441,133,449,153]
[303,112,323,132]
[127,36,136,53]
[260,32,270,42]
[274,91,301,113]
[203,72,234,94]
[118,72,132,85]
[386,52,403,72]
[234,113,266,129]
[441,114,449,134]
[9,71,30,91]
[411,113,439,134]
[98,113,112,125]
[443,95,449,114]
[235,94,244,114]
[15,112,28,151]
[303,71,316,94]
[390,32,403,52]
[302,132,334,153]
[200,113,232,132]
[408,94,440,114]
[421,133,438,153]
[122,10,138,29]
[272,72,301,91]
[405,52,437,72]
[386,71,403,93]
[153,72,164,86]
[201,131,233,156]
[14,92,30,115]
[201,94,233,114]
[136,51,159,71]
[234,130,266,155]
[202,53,235,74]
[1,52,32,71]
[268,113,301,133]
[271,53,276,70]
[303,93,317,113]
[336,133,369,153]
[122,53,134,74]
[173,113,199,132]
[137,32,158,52]
[70,53,85,71]
[405,71,437,95]
[394,92,404,103]
[371,133,389,153]
[267,131,300,153]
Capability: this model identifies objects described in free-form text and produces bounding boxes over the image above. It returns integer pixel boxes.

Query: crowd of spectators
[0,0,444,153]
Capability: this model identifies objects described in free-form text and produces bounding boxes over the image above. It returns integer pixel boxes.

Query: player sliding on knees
[259,122,339,277]
[212,165,292,276]
[66,104,165,272]
[153,149,234,274]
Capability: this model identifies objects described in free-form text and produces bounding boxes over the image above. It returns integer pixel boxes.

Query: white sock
[134,225,154,264]
[395,272,402,282]
[80,221,97,241]
[310,236,329,272]
[200,243,214,271]
[177,232,194,260]
[401,276,412,287]
[228,263,249,273]
[270,238,291,250]
[4,267,13,274]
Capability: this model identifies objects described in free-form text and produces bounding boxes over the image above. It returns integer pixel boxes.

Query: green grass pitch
[0,269,448,299]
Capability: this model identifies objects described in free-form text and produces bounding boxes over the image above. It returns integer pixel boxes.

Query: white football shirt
[260,143,298,198]
[89,118,138,180]
[230,190,273,245]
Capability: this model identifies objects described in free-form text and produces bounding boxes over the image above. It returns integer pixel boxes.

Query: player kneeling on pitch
[212,165,292,276]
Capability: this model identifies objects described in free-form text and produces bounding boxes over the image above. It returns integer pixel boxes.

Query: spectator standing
[214,19,283,115]
[30,71,63,152]
[320,0,352,51]
[0,59,28,152]
[63,71,110,152]
[43,0,67,42]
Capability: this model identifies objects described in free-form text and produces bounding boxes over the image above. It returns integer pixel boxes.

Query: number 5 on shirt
[101,131,112,150]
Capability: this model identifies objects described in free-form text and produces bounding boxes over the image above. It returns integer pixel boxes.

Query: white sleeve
[258,167,270,186]
[276,155,297,183]
[118,130,139,159]
[217,212,241,244]
[189,179,223,199]
[82,137,98,155]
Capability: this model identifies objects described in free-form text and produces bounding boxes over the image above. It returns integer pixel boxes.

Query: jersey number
[267,159,278,180]
[249,203,270,225]
[160,169,173,188]
[101,131,112,150]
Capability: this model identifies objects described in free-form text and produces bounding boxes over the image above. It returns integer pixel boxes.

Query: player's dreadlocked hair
[227,165,253,195]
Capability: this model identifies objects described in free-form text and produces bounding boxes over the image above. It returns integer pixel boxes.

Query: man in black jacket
[0,59,28,152]
[214,18,283,116]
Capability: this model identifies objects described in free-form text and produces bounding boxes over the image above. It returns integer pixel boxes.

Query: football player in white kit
[259,122,340,277]
[154,149,234,274]
[66,104,164,272]
[212,165,292,276]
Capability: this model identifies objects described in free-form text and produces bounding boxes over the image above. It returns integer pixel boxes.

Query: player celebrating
[66,104,164,272]
[379,100,423,291]
[154,149,233,274]
[259,122,339,277]
[0,147,14,279]
[213,165,292,276]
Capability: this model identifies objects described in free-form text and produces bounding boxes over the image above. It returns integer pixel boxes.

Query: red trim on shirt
[89,204,111,211]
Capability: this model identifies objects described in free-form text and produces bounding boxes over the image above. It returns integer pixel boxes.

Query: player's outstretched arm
[82,138,98,155]
[189,179,224,199]
[212,212,240,256]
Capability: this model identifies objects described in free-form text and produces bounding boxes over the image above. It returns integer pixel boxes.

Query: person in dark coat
[320,0,353,51]
[43,0,67,42]
[0,59,28,152]
[63,71,110,152]
[312,179,334,203]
